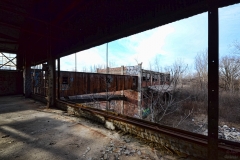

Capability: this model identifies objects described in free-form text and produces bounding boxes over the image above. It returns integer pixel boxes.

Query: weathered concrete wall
[97,67,122,75]
[0,70,23,96]
[56,100,210,159]
[31,94,47,104]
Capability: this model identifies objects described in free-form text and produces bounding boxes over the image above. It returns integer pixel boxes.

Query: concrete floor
[0,95,182,160]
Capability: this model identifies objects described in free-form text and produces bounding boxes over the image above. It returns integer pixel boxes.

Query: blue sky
[61,3,240,72]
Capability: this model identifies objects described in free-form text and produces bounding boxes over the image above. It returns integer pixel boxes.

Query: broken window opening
[0,52,16,70]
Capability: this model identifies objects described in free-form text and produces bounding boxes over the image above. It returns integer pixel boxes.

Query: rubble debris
[203,125,240,142]
[105,121,115,130]
[49,142,56,145]
[2,135,10,138]
[218,125,240,142]
[83,146,91,157]
[137,150,142,155]
[98,140,147,159]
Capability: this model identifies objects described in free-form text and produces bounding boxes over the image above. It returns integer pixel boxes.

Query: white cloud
[108,25,175,69]
[60,44,106,71]
[60,3,240,73]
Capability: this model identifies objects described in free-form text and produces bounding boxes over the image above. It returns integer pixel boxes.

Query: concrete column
[137,63,142,119]
[23,63,31,98]
[47,56,56,108]
[57,58,60,99]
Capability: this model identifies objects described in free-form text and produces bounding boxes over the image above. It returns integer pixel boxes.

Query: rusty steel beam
[67,94,126,103]
[208,0,219,159]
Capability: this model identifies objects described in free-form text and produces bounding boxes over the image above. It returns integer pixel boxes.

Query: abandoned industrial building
[1,0,240,160]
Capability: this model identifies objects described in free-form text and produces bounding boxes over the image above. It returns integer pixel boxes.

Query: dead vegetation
[143,42,240,137]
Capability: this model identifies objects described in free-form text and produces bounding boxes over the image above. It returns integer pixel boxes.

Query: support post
[208,0,219,159]
[138,63,142,119]
[47,56,56,108]
[17,53,23,71]
[23,54,32,98]
[23,57,31,98]
[121,65,124,114]
[57,58,60,99]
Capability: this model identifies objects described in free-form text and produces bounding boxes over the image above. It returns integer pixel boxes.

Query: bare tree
[233,40,240,55]
[219,56,240,92]
[144,59,192,126]
[194,50,208,94]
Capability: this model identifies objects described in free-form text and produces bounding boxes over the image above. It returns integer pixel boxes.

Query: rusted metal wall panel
[59,71,138,97]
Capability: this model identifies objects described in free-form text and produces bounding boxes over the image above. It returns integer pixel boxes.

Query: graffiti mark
[142,108,151,118]
[125,65,140,76]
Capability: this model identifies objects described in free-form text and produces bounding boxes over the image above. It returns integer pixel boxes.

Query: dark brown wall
[59,71,138,97]
[0,70,23,96]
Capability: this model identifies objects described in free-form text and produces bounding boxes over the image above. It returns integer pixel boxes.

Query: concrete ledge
[55,100,208,159]
[29,96,240,159]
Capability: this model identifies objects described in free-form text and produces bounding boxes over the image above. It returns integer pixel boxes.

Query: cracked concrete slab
[0,96,179,160]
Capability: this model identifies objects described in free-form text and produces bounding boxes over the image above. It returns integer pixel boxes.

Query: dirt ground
[0,95,185,160]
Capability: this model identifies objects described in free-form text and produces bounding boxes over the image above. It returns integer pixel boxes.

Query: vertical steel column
[121,65,124,114]
[138,63,142,119]
[57,58,60,99]
[17,53,23,71]
[53,59,56,106]
[208,0,219,159]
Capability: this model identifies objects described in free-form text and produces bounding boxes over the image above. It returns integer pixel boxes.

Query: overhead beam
[0,40,18,44]
[51,0,83,25]
[0,4,80,36]
[0,22,63,42]
[0,48,17,53]
[0,32,18,41]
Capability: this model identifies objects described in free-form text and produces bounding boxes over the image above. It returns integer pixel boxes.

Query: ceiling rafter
[0,32,18,41]
[0,22,64,42]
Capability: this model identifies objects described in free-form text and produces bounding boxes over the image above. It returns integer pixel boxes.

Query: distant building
[97,64,170,118]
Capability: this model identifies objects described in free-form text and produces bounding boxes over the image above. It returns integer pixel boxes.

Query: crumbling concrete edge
[30,96,239,160]
[56,100,208,159]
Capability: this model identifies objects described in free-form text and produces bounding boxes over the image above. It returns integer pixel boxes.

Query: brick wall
[0,70,23,95]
